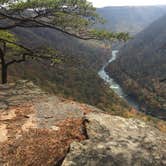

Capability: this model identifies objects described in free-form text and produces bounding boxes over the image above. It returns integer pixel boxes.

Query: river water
[98,50,140,110]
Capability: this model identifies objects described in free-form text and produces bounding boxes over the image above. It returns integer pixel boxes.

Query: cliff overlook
[0,81,166,166]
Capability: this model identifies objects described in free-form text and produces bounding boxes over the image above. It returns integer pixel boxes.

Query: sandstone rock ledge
[0,81,166,166]
[62,112,166,166]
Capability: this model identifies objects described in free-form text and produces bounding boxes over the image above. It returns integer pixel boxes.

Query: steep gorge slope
[7,6,166,113]
[4,27,131,115]
[106,14,166,119]
[3,6,166,117]
[12,27,107,70]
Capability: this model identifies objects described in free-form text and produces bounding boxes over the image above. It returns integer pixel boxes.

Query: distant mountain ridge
[106,14,166,119]
[97,6,166,34]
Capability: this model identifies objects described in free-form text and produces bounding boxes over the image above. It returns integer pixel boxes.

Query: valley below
[100,50,166,120]
[98,50,140,111]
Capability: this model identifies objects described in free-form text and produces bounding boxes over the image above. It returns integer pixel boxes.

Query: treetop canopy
[0,0,129,41]
[0,0,130,84]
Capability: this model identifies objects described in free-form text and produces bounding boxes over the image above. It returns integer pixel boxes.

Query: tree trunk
[1,64,7,84]
[0,42,8,84]
[0,50,7,84]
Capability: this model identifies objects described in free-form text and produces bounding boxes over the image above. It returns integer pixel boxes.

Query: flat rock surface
[0,81,98,166]
[62,112,166,166]
[0,80,46,109]
[0,81,166,166]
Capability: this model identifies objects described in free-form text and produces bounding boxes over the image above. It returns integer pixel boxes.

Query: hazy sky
[89,0,166,7]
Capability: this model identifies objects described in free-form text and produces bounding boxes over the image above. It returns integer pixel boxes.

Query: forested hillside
[97,6,166,34]
[3,27,130,115]
[6,6,166,117]
[2,5,166,119]
[106,14,166,119]
[12,27,109,70]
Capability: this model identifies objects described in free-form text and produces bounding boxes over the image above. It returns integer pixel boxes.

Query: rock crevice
[62,113,166,166]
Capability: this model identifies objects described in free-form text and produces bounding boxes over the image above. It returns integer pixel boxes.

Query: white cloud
[89,0,166,7]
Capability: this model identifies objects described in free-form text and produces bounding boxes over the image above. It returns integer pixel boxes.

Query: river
[98,50,140,111]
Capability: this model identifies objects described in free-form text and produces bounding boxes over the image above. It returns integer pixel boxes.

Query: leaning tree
[0,0,129,84]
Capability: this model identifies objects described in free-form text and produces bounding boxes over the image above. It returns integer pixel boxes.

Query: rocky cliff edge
[0,80,165,166]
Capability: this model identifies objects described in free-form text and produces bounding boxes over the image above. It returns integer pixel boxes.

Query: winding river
[98,50,140,110]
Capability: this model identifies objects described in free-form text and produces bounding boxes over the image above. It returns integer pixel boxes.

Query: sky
[88,0,166,7]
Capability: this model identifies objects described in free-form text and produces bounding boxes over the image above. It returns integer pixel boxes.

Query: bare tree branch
[0,38,60,62]
[0,38,34,53]
[6,53,26,66]
[0,9,97,40]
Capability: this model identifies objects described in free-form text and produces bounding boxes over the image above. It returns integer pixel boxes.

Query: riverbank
[98,50,140,111]
[103,51,166,120]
